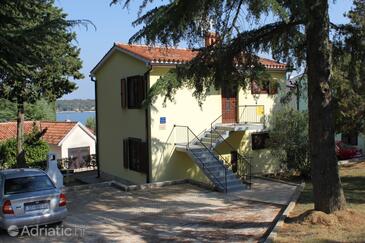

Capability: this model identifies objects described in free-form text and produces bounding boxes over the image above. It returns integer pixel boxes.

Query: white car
[0,168,67,229]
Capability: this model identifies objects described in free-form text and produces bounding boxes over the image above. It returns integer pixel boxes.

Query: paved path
[231,178,298,205]
[0,180,297,243]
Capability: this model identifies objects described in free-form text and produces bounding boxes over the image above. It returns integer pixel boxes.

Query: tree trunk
[305,0,346,213]
[16,102,26,168]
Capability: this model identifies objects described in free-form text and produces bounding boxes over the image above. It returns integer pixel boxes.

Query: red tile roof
[0,121,77,145]
[116,43,196,65]
[115,43,287,70]
[0,121,39,141]
[40,121,77,144]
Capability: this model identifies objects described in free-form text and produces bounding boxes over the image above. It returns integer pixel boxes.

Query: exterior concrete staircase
[186,146,248,192]
[175,124,254,193]
[197,125,234,149]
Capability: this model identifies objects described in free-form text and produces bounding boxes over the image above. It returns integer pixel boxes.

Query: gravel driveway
[0,181,296,242]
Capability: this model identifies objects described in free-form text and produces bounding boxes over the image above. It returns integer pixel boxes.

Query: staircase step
[227,185,246,192]
[214,125,235,131]
[204,131,227,139]
[190,152,217,160]
[201,141,214,148]
[186,129,248,193]
[200,137,215,144]
[211,175,239,184]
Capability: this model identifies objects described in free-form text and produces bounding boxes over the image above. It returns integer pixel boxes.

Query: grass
[275,162,365,243]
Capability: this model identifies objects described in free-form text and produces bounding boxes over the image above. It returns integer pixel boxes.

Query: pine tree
[0,0,83,167]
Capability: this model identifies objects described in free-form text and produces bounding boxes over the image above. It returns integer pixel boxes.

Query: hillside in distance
[56,99,95,112]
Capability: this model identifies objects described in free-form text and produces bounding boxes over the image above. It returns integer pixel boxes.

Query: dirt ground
[275,162,365,243]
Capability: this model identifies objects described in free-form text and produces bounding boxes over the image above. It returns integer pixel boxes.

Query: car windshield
[4,175,55,195]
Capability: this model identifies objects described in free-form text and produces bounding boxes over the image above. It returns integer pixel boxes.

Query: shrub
[0,139,17,168]
[268,106,310,177]
[85,116,95,131]
[0,125,49,168]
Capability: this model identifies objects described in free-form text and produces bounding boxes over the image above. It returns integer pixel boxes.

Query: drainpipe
[145,64,153,183]
[90,75,100,178]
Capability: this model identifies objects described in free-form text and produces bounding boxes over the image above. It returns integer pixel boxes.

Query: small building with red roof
[0,121,96,161]
[90,39,287,190]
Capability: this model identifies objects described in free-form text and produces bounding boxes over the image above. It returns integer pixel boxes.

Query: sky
[56,0,354,100]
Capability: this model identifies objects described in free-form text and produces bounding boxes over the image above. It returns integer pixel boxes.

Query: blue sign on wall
[160,117,166,124]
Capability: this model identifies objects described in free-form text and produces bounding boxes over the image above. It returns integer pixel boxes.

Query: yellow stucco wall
[149,67,216,184]
[149,67,286,182]
[215,131,281,175]
[94,50,148,184]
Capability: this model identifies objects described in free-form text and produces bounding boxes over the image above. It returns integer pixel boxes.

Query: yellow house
[90,41,287,192]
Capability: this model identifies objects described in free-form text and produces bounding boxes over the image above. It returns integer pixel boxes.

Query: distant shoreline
[56,111,95,113]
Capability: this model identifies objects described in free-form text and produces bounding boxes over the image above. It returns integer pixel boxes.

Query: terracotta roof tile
[40,121,76,144]
[0,121,77,145]
[0,121,39,141]
[115,43,287,69]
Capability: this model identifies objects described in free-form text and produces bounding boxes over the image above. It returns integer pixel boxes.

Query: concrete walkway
[0,179,298,243]
[230,178,298,205]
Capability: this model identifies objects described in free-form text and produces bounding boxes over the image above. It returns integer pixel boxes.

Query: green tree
[268,106,310,177]
[110,0,365,213]
[0,99,56,122]
[0,124,49,168]
[332,0,365,137]
[0,0,83,167]
[85,117,96,131]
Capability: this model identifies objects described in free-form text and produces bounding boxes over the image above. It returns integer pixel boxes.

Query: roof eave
[90,44,151,76]
[90,43,287,75]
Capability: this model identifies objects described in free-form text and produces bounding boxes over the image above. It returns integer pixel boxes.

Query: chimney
[204,32,218,47]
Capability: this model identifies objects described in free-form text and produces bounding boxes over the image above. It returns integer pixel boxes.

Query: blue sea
[56,111,95,125]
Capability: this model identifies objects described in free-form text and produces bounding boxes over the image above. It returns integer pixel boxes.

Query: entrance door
[68,146,90,169]
[221,85,238,123]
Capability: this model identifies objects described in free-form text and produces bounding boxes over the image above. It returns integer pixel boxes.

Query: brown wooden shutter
[142,73,147,103]
[136,75,146,107]
[140,141,148,173]
[123,138,129,169]
[269,82,278,94]
[251,81,261,94]
[121,78,127,108]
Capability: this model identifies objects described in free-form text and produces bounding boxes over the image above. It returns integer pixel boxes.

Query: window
[251,81,278,94]
[123,137,148,173]
[252,132,269,150]
[5,175,55,195]
[121,75,147,109]
[341,132,358,146]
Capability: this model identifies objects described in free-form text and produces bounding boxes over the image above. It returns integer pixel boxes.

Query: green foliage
[0,139,17,168]
[332,0,365,135]
[0,99,17,122]
[0,0,83,166]
[0,125,49,168]
[332,61,365,135]
[111,0,306,103]
[56,99,95,112]
[0,99,56,122]
[85,117,96,131]
[268,106,310,177]
[0,0,83,105]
